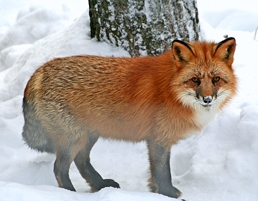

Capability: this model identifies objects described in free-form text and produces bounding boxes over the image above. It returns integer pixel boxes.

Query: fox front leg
[147,140,181,198]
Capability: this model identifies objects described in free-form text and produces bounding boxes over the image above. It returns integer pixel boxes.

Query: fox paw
[103,179,120,188]
[91,178,120,192]
[159,186,181,198]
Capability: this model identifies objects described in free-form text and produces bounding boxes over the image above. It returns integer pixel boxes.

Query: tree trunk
[89,0,200,57]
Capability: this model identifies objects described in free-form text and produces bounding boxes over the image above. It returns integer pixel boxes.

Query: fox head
[171,37,237,110]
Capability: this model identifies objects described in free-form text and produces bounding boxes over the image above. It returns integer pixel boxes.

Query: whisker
[217,89,228,97]
[187,92,196,97]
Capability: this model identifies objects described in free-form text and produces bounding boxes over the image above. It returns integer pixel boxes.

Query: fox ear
[172,40,195,65]
[213,37,236,65]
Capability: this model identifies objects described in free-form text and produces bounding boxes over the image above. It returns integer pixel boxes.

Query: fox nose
[203,96,212,104]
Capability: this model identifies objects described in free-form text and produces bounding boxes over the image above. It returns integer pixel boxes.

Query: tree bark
[89,0,200,57]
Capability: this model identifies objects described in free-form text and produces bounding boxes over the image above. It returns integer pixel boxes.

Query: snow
[0,0,258,200]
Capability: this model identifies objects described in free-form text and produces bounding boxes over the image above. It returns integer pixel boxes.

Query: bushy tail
[22,98,55,153]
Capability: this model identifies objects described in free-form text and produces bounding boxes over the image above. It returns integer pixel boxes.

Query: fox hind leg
[74,134,120,191]
[54,149,76,191]
[53,133,89,191]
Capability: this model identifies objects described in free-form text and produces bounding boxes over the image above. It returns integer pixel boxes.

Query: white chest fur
[194,104,220,128]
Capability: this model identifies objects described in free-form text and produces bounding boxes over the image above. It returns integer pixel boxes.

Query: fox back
[22,38,237,198]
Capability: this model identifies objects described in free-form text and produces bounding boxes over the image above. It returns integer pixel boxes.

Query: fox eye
[191,77,200,84]
[213,76,220,83]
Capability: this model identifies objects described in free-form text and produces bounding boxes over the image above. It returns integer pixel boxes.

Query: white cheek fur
[177,88,231,127]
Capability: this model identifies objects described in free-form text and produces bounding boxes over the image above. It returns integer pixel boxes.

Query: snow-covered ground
[1,0,258,200]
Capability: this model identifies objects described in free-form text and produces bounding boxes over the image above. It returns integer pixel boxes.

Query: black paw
[91,178,120,192]
[103,179,120,188]
[170,186,181,198]
[159,186,181,198]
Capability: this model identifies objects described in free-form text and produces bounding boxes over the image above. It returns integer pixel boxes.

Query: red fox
[22,37,237,198]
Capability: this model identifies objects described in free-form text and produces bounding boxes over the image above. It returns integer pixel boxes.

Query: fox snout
[196,84,217,107]
[203,96,213,104]
[198,95,215,108]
